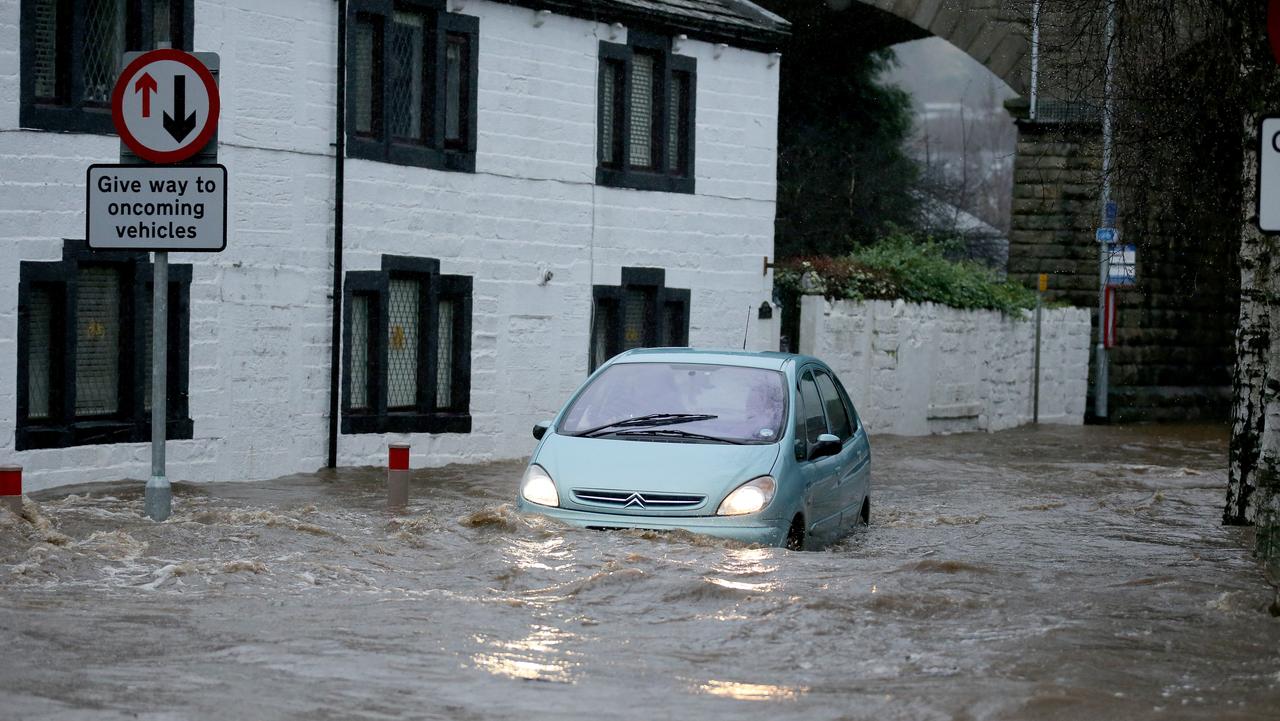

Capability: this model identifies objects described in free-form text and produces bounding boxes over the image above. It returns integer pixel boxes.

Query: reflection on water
[695,679,808,701]
[1,424,1278,720]
[472,625,578,684]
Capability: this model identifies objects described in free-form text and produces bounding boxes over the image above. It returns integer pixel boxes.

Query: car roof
[609,347,823,372]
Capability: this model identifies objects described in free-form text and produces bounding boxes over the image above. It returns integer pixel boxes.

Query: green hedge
[774,234,1038,314]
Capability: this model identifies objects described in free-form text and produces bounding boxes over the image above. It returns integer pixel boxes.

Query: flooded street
[2,424,1278,720]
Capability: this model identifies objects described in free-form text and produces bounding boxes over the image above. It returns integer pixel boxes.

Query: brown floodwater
[1,424,1277,720]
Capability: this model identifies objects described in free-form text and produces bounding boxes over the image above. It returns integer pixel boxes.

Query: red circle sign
[111,49,220,164]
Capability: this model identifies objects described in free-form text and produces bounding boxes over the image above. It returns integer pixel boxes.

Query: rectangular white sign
[1107,242,1136,287]
[87,164,227,251]
[1259,117,1280,234]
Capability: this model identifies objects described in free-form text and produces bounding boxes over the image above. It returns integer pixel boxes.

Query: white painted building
[0,0,787,491]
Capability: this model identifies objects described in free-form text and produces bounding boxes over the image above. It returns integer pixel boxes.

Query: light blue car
[516,349,871,550]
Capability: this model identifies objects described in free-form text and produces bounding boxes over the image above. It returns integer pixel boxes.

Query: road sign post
[146,251,169,521]
[100,48,223,521]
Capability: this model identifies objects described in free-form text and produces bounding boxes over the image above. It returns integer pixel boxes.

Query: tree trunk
[1226,107,1271,526]
[1257,233,1280,576]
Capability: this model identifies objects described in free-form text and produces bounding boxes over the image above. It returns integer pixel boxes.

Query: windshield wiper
[575,413,718,438]
[610,428,746,445]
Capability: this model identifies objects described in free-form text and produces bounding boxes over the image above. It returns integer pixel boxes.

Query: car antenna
[742,306,750,350]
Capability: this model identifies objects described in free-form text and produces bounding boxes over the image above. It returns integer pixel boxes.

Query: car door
[815,369,869,530]
[812,370,858,531]
[796,368,842,545]
[844,388,872,525]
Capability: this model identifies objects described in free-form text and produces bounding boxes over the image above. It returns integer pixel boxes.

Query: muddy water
[1,424,1277,720]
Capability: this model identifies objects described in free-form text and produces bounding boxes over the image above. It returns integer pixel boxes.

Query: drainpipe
[1029,0,1041,121]
[329,0,347,468]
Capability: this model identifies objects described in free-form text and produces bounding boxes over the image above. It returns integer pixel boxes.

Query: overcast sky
[884,37,1018,111]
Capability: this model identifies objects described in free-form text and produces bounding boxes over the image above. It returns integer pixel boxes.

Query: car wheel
[859,497,870,526]
[784,514,806,551]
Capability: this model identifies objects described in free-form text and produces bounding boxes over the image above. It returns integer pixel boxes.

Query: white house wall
[0,0,782,491]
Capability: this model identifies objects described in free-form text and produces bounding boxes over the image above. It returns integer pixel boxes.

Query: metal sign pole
[1034,275,1044,424]
[145,251,170,521]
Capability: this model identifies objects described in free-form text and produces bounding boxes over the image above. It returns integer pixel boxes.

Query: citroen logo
[622,493,646,509]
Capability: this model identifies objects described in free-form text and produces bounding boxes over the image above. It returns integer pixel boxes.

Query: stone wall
[1006,119,1237,421]
[798,295,1091,435]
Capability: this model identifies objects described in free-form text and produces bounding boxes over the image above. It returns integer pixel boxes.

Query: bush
[774,233,1038,314]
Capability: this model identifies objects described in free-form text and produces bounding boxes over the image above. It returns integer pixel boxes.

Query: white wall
[0,0,781,491]
[799,296,1090,435]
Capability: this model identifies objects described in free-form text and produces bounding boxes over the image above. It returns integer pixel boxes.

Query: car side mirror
[809,433,841,460]
[532,421,551,441]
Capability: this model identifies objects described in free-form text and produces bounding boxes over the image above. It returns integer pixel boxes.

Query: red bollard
[0,466,22,516]
[387,443,410,508]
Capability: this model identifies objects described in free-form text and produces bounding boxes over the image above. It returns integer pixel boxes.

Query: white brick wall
[0,0,781,491]
[799,296,1091,435]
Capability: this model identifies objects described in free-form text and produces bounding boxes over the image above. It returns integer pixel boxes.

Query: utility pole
[1094,0,1118,420]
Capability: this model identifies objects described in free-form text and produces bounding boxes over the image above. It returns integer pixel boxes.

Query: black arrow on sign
[162,75,197,143]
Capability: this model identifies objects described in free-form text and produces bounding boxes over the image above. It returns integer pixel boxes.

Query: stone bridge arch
[757,0,1031,96]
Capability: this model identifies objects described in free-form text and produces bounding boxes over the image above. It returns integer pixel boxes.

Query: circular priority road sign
[111,49,219,164]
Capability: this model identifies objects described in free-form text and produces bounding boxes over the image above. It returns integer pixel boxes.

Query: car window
[833,374,862,433]
[558,362,788,443]
[799,371,828,445]
[814,370,853,441]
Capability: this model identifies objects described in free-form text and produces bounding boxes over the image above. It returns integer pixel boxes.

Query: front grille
[572,489,706,510]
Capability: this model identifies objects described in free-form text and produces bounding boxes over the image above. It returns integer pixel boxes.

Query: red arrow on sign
[134,72,158,118]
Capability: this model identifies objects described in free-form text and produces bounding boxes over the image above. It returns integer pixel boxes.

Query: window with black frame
[590,267,690,372]
[348,0,478,172]
[597,32,695,193]
[21,0,193,133]
[16,241,193,451]
[343,255,472,434]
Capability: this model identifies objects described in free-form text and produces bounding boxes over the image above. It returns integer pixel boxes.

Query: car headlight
[520,464,559,507]
[716,475,776,516]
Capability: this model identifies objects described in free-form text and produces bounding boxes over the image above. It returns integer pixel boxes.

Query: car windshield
[559,362,787,444]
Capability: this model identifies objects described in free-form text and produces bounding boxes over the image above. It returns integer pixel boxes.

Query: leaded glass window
[342,257,472,434]
[387,278,420,409]
[436,298,454,409]
[350,295,371,410]
[388,11,426,142]
[599,60,623,166]
[16,242,194,451]
[75,266,121,416]
[662,300,685,347]
[30,0,61,102]
[589,268,690,372]
[81,0,125,105]
[628,53,655,169]
[26,286,54,420]
[353,15,380,137]
[668,72,688,175]
[444,34,468,147]
[622,287,649,350]
[596,35,696,193]
[21,1,194,133]
[346,3,478,172]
